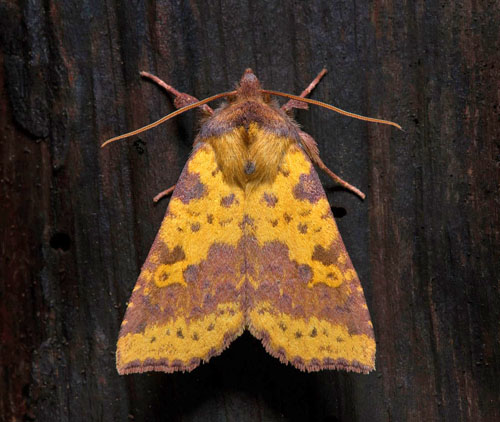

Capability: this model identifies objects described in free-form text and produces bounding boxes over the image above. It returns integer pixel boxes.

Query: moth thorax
[207,123,295,191]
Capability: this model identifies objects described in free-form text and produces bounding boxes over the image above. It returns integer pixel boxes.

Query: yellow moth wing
[245,143,375,373]
[116,143,245,374]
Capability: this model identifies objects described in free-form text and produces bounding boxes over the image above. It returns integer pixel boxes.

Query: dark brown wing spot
[283,213,292,223]
[293,172,323,203]
[279,322,287,331]
[297,223,308,233]
[310,328,318,338]
[219,218,233,227]
[174,171,206,204]
[207,323,215,331]
[191,222,201,232]
[261,192,278,207]
[295,331,303,339]
[221,193,237,207]
[207,214,214,224]
[176,329,184,338]
[193,333,199,341]
[157,268,169,283]
[312,244,336,266]
[157,244,186,265]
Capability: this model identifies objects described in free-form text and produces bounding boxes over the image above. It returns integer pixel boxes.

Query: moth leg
[153,184,176,203]
[282,68,328,113]
[299,130,366,200]
[140,71,211,203]
[140,71,214,115]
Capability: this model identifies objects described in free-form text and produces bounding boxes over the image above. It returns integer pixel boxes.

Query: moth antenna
[102,91,237,148]
[262,89,402,130]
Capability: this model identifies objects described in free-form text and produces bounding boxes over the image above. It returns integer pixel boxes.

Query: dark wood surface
[1,1,499,421]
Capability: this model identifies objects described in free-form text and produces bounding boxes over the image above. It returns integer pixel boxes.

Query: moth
[103,69,400,374]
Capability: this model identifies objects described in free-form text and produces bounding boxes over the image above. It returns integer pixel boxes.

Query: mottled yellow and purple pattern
[117,142,374,374]
[116,70,375,374]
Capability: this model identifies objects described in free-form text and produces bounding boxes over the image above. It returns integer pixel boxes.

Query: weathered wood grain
[1,1,499,421]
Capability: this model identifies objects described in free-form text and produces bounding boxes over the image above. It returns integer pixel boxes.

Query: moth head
[236,68,263,100]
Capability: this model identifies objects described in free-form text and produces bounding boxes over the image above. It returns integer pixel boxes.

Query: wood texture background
[1,1,499,421]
